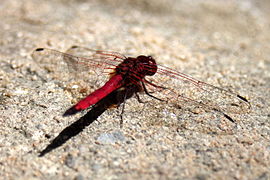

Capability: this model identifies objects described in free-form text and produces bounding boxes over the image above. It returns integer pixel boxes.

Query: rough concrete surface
[0,0,269,179]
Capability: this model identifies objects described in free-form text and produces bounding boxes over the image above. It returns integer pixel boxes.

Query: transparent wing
[31,47,125,78]
[152,64,250,113]
[31,46,126,98]
[140,63,251,134]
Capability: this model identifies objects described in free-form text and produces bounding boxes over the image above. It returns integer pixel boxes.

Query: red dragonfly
[32,46,250,133]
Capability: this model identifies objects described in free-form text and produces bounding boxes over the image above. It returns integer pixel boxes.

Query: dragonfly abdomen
[64,74,123,116]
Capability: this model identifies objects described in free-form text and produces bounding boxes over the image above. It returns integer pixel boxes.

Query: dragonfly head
[137,55,157,76]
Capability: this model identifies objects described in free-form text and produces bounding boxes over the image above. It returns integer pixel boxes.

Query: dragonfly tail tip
[63,106,79,117]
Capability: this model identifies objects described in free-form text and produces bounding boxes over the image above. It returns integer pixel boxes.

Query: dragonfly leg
[120,114,124,128]
[141,81,164,102]
[119,88,129,128]
[144,79,167,89]
[135,92,145,103]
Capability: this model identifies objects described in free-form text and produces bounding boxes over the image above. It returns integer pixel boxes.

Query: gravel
[0,0,269,179]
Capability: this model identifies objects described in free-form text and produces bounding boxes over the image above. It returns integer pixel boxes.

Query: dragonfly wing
[66,46,126,61]
[141,63,251,134]
[145,64,250,114]
[31,47,126,83]
[31,47,127,101]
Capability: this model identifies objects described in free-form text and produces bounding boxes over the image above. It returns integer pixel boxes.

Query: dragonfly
[32,46,251,134]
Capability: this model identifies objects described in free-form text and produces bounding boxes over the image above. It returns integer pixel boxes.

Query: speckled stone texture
[0,0,269,179]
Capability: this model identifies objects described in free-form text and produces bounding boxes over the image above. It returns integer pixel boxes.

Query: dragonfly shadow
[39,85,140,157]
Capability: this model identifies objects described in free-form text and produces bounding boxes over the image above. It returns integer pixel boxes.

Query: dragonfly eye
[146,56,157,76]
[136,55,157,76]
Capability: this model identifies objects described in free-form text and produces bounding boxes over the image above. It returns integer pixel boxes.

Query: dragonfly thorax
[115,55,157,83]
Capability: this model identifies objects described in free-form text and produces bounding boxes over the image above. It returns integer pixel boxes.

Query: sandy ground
[0,0,269,179]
